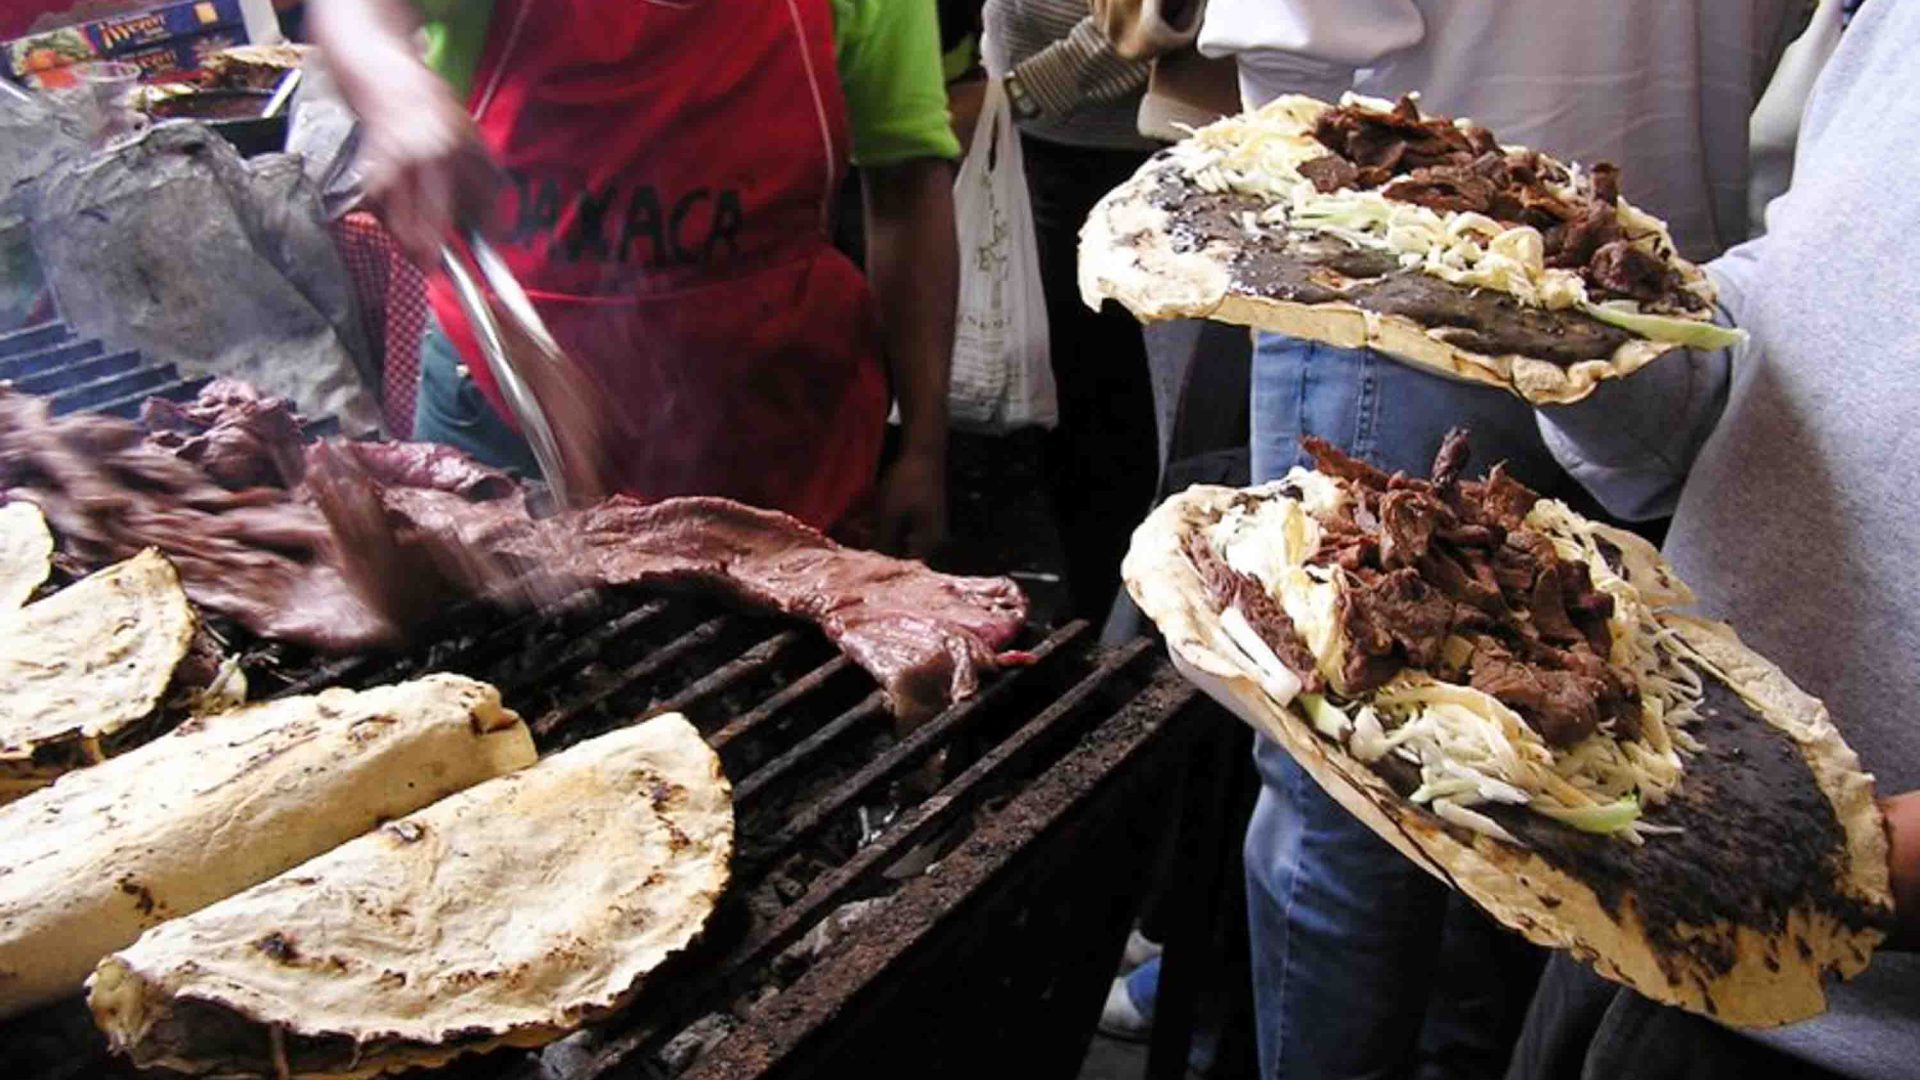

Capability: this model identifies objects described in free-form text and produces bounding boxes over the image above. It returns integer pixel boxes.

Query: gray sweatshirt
[1539,1,1920,1073]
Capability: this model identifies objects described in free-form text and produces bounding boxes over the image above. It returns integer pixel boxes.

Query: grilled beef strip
[1305,95,1701,312]
[1300,432,1636,746]
[1182,530,1324,692]
[2,383,1027,720]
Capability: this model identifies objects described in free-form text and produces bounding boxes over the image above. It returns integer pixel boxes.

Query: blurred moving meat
[0,382,1027,719]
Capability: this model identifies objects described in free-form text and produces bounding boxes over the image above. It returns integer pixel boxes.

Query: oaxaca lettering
[506,172,744,269]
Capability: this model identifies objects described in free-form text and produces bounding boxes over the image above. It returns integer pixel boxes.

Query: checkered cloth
[330,212,429,435]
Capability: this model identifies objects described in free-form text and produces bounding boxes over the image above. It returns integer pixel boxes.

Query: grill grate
[6,581,1202,1080]
[0,320,340,432]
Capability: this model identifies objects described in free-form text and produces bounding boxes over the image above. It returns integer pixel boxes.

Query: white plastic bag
[949,74,1056,433]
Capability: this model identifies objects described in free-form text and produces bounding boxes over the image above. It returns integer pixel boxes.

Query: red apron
[427,0,887,529]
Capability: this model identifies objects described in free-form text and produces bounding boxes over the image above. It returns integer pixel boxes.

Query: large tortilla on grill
[1080,96,1724,405]
[1124,484,1891,1027]
[0,548,198,801]
[0,501,53,609]
[90,713,733,1079]
[0,674,535,1018]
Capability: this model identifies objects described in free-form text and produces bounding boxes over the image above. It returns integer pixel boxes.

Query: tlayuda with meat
[1123,431,1892,1026]
[1080,93,1744,403]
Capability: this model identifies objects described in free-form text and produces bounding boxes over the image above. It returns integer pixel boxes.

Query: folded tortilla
[0,548,200,802]
[91,714,733,1079]
[0,501,53,609]
[0,674,535,1017]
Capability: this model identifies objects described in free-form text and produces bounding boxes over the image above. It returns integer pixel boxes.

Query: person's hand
[359,70,501,267]
[872,446,948,560]
[1881,790,1920,949]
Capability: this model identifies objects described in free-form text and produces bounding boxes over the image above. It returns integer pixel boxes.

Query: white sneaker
[1122,928,1163,971]
[1097,975,1152,1042]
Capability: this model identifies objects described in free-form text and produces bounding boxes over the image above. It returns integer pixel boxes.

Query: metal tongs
[439,231,577,507]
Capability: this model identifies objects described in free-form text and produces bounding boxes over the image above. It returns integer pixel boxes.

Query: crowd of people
[312,0,1915,1077]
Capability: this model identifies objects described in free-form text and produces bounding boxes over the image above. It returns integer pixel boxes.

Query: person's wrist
[896,430,948,466]
[360,57,458,128]
[1881,792,1920,947]
[1003,71,1043,122]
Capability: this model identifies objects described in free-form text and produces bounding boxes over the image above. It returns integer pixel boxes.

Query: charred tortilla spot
[649,778,686,810]
[347,715,398,744]
[117,877,158,918]
[383,820,426,844]
[253,932,298,963]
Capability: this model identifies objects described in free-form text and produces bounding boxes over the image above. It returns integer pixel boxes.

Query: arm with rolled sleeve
[1009,14,1152,119]
[1532,239,1766,522]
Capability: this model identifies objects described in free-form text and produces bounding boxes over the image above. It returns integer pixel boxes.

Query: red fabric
[331,212,428,435]
[426,0,886,530]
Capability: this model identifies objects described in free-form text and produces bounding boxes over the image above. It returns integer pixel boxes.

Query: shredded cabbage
[1537,796,1643,834]
[1205,483,1713,842]
[1220,607,1305,706]
[1167,95,1712,329]
[1299,693,1352,740]
[1582,302,1745,350]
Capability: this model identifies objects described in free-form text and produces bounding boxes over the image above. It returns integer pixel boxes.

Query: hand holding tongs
[438,231,608,509]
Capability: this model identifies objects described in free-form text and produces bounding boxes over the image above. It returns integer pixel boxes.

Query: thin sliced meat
[4,383,1030,720]
[1287,432,1637,742]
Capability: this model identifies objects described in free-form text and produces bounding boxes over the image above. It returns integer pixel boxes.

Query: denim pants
[411,318,542,478]
[1245,335,1559,1079]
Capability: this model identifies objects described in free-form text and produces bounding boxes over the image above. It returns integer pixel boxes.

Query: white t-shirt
[1198,0,1802,260]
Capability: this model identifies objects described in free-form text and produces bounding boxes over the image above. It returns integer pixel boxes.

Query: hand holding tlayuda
[1121,431,1895,1026]
[1079,92,1744,404]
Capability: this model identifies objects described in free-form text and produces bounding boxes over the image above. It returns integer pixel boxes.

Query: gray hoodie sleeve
[1531,247,1767,522]
[1533,345,1730,522]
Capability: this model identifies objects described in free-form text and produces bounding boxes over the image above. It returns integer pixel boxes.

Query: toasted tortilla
[0,674,535,1017]
[0,549,198,801]
[91,713,733,1079]
[1124,485,1891,1026]
[0,501,53,609]
[1079,159,1682,405]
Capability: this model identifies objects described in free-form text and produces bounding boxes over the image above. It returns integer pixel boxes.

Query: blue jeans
[1245,336,1558,1079]
[411,319,542,478]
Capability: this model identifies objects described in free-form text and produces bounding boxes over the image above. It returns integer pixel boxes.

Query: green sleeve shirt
[415,0,958,167]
